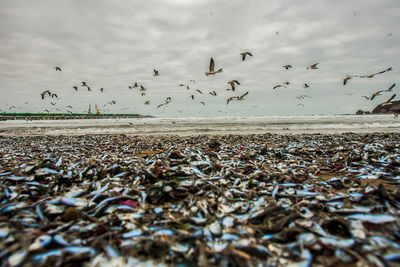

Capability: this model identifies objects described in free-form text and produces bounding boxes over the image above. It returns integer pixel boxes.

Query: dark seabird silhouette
[304,83,310,88]
[284,81,290,86]
[200,102,205,105]
[87,87,91,91]
[141,92,146,96]
[55,67,61,71]
[307,63,319,69]
[191,95,195,100]
[153,69,160,76]
[196,89,203,94]
[100,88,104,93]
[283,65,292,70]
[240,52,253,61]
[228,80,240,91]
[209,91,217,96]
[81,81,87,87]
[205,57,222,76]
[40,90,51,99]
[129,86,133,89]
[227,91,249,104]
[145,101,150,105]
[359,67,393,78]
[73,86,78,91]
[133,82,139,88]
[140,85,146,91]
[273,85,284,90]
[50,102,56,106]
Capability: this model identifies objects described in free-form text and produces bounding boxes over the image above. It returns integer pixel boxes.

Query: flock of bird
[36,51,396,115]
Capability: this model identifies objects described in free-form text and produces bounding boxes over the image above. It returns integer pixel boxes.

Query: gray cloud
[0,0,399,117]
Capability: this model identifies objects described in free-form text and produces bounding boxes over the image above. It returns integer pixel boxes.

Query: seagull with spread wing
[227,80,240,91]
[205,57,223,76]
[240,51,253,61]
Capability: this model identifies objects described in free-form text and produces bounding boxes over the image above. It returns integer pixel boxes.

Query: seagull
[196,89,203,94]
[133,82,139,88]
[284,81,290,86]
[81,81,88,87]
[141,92,146,96]
[179,84,186,87]
[87,87,91,91]
[200,102,205,105]
[67,105,73,109]
[144,101,150,105]
[307,63,319,69]
[209,91,217,96]
[362,96,371,100]
[51,93,58,99]
[128,86,133,89]
[40,90,51,99]
[240,51,253,61]
[191,95,195,100]
[140,85,146,91]
[359,67,393,78]
[44,109,50,113]
[303,83,310,88]
[166,97,172,101]
[343,76,357,86]
[227,91,249,104]
[54,67,61,71]
[282,65,292,70]
[100,88,104,93]
[228,80,240,91]
[73,86,78,91]
[273,85,284,90]
[205,57,222,76]
[153,69,160,76]
[50,102,56,106]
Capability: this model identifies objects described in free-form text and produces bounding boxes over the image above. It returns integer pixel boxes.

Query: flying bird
[273,85,284,90]
[303,83,310,88]
[227,80,240,91]
[196,89,203,94]
[200,102,205,105]
[73,86,78,91]
[284,81,290,86]
[191,95,195,100]
[141,92,146,96]
[153,69,160,76]
[87,87,91,91]
[205,57,223,76]
[140,85,146,91]
[343,76,357,86]
[209,91,217,96]
[240,51,253,61]
[359,67,393,78]
[40,90,51,99]
[100,88,104,93]
[227,91,249,104]
[50,102,56,106]
[133,82,139,88]
[144,101,150,105]
[54,67,61,71]
[282,65,292,70]
[81,81,87,87]
[307,63,319,69]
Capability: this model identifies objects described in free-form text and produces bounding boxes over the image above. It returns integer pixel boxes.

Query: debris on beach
[0,133,400,266]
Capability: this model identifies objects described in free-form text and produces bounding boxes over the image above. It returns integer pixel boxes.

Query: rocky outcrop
[372,100,400,114]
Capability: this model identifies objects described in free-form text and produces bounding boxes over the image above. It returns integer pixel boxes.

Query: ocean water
[0,114,399,136]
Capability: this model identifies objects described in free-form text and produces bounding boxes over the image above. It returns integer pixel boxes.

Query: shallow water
[0,114,399,136]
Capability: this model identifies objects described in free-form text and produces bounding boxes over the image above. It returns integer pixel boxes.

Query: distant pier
[0,113,147,121]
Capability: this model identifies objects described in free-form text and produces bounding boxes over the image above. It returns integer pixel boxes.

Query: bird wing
[239,91,249,98]
[386,83,396,92]
[246,52,253,57]
[233,80,240,85]
[209,57,215,72]
[386,94,396,103]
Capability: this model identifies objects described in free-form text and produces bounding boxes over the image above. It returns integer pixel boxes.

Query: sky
[0,0,399,117]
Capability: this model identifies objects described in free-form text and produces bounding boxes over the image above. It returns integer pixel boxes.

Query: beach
[1,118,400,266]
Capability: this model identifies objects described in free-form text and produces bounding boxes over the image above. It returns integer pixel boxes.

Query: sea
[0,114,399,136]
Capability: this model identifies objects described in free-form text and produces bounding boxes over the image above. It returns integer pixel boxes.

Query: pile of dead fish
[0,133,400,266]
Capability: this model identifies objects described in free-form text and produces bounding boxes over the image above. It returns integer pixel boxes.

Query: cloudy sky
[0,0,399,117]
